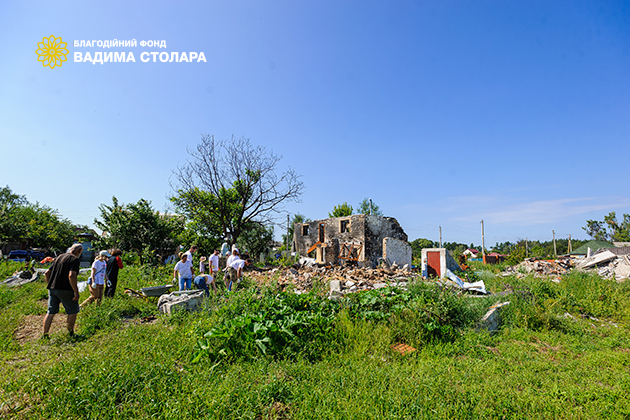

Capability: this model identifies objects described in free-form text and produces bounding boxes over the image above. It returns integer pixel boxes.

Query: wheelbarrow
[124,284,174,302]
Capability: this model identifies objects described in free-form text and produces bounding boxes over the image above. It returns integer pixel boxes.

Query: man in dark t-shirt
[42,243,83,337]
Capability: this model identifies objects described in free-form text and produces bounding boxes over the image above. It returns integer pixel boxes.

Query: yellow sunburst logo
[36,35,69,69]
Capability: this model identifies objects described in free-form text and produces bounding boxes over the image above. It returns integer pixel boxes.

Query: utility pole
[439,226,442,248]
[568,234,572,253]
[369,198,373,215]
[552,230,557,257]
[286,214,290,252]
[481,220,486,264]
[526,238,528,257]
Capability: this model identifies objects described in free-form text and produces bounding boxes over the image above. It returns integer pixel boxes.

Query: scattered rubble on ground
[246,263,420,295]
[502,258,572,278]
[577,250,630,280]
[2,271,39,287]
[500,248,630,281]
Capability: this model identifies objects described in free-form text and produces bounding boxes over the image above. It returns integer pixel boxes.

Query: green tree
[0,186,75,252]
[94,197,183,264]
[357,198,383,216]
[329,202,353,218]
[409,238,436,259]
[171,134,304,246]
[583,212,630,242]
[240,221,274,259]
[0,186,29,245]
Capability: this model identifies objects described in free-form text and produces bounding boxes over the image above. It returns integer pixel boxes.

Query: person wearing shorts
[43,243,83,337]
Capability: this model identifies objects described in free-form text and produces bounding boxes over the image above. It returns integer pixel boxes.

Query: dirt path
[13,300,69,344]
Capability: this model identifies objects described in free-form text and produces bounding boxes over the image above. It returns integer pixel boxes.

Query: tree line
[3,134,628,264]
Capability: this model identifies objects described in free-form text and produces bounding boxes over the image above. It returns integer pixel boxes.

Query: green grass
[2,265,630,419]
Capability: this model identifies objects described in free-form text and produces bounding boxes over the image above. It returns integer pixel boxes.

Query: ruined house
[293,214,411,267]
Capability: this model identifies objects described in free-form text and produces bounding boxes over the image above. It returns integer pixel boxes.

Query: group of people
[41,242,251,338]
[42,244,124,338]
[173,245,250,295]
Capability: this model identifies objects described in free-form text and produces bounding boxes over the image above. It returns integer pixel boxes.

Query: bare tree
[171,134,304,246]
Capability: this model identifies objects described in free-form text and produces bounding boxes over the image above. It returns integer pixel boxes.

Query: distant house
[463,248,480,258]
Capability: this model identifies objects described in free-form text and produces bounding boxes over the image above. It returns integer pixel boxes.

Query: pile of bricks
[245,264,419,293]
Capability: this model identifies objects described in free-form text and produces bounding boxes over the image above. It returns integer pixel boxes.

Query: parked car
[7,249,45,262]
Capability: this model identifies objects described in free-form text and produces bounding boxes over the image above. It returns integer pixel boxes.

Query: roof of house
[464,248,479,253]
[569,240,615,255]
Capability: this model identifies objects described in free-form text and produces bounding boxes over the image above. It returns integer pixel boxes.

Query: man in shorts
[42,243,83,338]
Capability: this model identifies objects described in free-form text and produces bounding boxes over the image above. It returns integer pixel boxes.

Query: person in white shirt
[226,248,239,266]
[227,257,250,291]
[208,249,220,287]
[173,252,194,291]
[81,250,110,307]
[183,245,197,266]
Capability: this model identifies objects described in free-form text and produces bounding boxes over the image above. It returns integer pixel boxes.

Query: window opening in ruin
[302,225,309,236]
[319,223,325,242]
[340,219,350,233]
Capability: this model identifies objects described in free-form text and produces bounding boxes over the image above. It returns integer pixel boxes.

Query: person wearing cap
[81,250,111,307]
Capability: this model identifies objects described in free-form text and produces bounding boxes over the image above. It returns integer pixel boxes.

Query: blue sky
[1,0,629,248]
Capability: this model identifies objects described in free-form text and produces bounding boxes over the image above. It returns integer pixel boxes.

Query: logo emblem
[36,35,69,68]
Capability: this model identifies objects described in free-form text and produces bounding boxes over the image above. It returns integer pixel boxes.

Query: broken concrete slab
[444,269,488,294]
[477,301,510,332]
[158,290,205,314]
[577,250,617,269]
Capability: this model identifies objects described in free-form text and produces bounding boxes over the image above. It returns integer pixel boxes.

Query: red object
[427,251,440,277]
[116,256,124,269]
[40,257,54,264]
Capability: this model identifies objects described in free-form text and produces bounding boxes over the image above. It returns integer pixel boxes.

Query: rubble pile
[502,258,572,278]
[246,263,419,294]
[576,250,630,281]
[500,249,630,282]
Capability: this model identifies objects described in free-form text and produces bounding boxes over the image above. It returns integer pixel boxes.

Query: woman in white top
[81,250,110,307]
[173,252,194,291]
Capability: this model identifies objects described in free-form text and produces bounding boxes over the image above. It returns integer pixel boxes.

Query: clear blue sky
[1,0,629,248]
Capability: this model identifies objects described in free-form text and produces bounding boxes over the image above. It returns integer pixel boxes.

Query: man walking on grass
[42,243,82,338]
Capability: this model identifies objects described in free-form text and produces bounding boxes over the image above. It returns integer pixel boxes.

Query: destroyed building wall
[382,237,412,268]
[293,215,407,267]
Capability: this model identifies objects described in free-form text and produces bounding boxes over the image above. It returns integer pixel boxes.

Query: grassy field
[1,259,630,419]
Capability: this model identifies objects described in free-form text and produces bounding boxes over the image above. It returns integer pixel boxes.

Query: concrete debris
[1,271,39,287]
[502,258,572,278]
[477,301,510,332]
[158,290,205,314]
[576,250,617,269]
[245,263,425,295]
[444,269,488,294]
[501,251,630,281]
